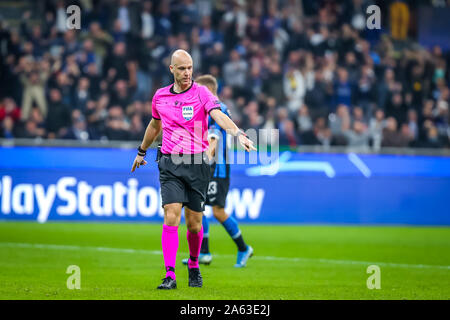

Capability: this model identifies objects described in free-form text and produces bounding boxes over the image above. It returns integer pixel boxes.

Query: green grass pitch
[0,221,449,300]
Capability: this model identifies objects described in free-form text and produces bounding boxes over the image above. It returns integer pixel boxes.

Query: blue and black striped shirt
[208,102,231,179]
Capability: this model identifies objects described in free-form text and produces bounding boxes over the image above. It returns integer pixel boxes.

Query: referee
[131,49,256,290]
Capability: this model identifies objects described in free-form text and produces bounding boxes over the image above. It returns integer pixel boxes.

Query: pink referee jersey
[151,81,221,154]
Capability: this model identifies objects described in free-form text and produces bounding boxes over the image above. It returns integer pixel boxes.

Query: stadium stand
[0,0,449,149]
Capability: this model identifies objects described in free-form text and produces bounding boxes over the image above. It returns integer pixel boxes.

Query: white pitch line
[348,153,372,178]
[1,242,449,271]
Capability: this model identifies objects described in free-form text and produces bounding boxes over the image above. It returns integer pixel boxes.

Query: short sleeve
[151,94,161,120]
[198,85,221,114]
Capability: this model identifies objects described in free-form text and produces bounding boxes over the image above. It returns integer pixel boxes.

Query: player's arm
[209,109,256,152]
[131,118,162,172]
[206,136,218,161]
[206,120,219,160]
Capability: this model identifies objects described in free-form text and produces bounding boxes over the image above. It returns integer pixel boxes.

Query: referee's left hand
[131,155,147,172]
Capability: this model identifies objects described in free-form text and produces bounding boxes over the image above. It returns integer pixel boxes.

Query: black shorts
[205,177,230,208]
[158,153,211,212]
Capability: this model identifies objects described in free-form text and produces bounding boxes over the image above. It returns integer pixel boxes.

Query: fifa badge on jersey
[182,106,194,120]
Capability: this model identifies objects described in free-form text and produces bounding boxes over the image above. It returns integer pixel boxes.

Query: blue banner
[0,146,449,225]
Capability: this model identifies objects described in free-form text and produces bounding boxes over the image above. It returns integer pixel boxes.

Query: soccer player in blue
[183,74,253,268]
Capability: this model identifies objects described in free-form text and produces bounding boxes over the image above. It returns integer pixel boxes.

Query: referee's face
[170,56,193,87]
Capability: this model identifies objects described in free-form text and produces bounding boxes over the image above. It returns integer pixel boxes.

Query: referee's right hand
[131,155,147,172]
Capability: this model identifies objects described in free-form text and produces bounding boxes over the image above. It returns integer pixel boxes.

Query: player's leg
[184,206,204,287]
[212,206,253,267]
[182,213,211,265]
[188,179,219,264]
[185,206,203,263]
[181,153,210,287]
[193,177,216,264]
[157,155,188,289]
[213,206,248,251]
[200,214,210,254]
[159,203,182,289]
[208,177,253,267]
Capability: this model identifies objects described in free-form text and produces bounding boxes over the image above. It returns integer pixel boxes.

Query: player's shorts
[205,177,230,208]
[158,152,211,212]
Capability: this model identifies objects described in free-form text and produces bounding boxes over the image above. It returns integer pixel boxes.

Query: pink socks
[161,224,179,279]
[187,226,204,269]
[161,224,204,278]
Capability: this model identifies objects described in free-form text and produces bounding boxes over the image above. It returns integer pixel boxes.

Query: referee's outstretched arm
[209,109,257,152]
[131,118,161,172]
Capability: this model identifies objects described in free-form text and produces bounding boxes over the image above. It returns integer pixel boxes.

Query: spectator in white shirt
[141,1,154,39]
[283,67,306,113]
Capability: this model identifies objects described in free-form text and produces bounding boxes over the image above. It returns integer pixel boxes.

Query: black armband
[137,145,147,157]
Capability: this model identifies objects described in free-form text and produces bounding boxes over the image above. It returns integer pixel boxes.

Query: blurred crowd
[0,0,449,149]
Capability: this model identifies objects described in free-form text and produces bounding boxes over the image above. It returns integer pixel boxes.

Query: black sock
[234,234,247,252]
[200,236,209,254]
